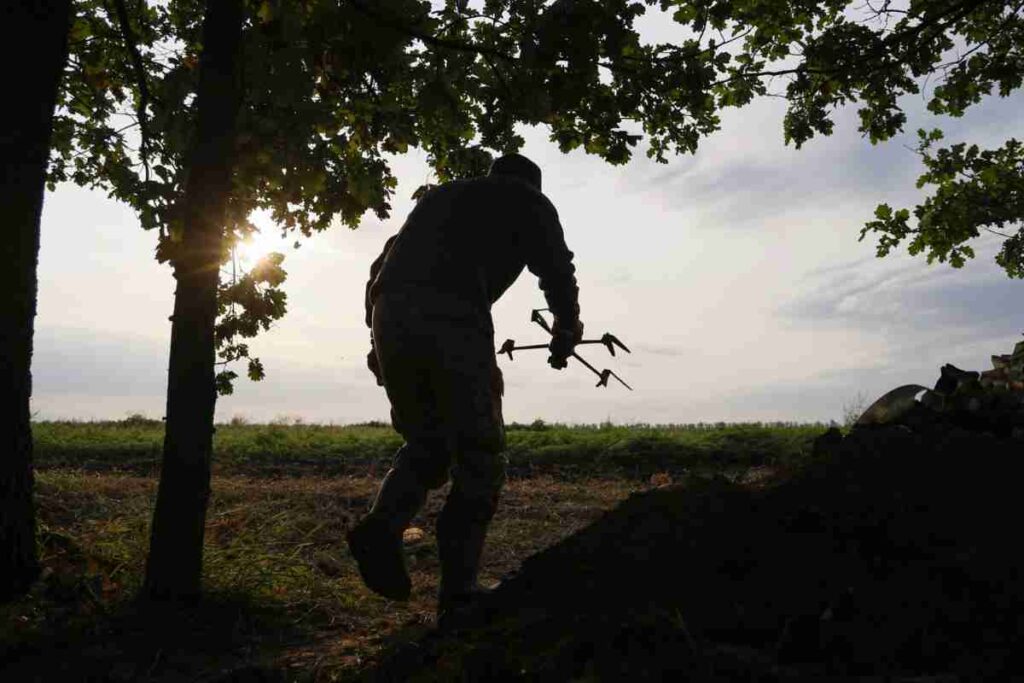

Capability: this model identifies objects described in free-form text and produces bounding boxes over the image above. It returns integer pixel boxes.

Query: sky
[31,9,1024,425]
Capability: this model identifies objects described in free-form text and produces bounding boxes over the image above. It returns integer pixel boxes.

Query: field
[1,419,827,681]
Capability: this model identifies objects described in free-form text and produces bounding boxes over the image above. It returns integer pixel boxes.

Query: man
[347,153,583,623]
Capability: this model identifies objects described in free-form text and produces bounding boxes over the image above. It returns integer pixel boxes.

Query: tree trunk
[0,0,72,603]
[141,0,244,602]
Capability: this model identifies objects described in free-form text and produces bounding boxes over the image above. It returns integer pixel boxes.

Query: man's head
[488,153,542,191]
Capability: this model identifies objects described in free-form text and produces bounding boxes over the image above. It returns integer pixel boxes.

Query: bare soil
[371,424,1024,681]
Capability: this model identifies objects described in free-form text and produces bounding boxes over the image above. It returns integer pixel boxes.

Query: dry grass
[7,420,819,679]
[2,471,641,681]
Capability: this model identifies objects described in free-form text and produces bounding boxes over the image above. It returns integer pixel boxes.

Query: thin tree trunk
[141,0,244,602]
[0,0,72,603]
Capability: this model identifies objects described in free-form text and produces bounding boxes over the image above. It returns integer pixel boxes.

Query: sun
[234,212,294,270]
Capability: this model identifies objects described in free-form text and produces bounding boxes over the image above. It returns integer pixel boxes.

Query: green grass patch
[32,419,829,478]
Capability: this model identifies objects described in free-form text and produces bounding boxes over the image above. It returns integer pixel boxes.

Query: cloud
[765,241,1024,424]
[30,326,391,423]
[780,245,1022,340]
[33,327,168,397]
[634,343,686,357]
[31,327,168,420]
[32,57,1024,426]
[615,83,1024,231]
[218,356,391,424]
[718,364,925,424]
[599,268,633,285]
[620,114,924,232]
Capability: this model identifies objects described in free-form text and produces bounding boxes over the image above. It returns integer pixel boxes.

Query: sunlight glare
[235,212,294,269]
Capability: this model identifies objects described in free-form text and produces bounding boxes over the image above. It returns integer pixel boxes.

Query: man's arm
[365,234,397,329]
[524,198,582,367]
[365,235,396,385]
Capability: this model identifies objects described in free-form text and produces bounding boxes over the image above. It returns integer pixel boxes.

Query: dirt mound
[369,424,1024,681]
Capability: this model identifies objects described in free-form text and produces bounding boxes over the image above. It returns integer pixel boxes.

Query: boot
[346,467,427,601]
[436,489,498,627]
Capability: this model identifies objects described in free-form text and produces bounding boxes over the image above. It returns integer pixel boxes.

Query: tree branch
[108,0,152,183]
[482,51,514,101]
[713,0,993,88]
[935,0,1024,72]
[619,26,755,69]
[348,0,515,62]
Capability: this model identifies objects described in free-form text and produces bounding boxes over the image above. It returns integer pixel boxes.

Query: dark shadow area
[369,422,1024,681]
[0,533,313,682]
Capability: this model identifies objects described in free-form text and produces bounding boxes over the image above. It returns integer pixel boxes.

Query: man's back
[351,154,585,623]
[370,175,575,316]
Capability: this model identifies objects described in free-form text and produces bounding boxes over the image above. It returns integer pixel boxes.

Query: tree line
[3,0,1021,604]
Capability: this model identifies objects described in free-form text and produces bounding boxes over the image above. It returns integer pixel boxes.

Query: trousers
[372,289,507,501]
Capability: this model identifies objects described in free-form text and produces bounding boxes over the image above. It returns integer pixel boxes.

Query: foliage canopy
[655,0,1024,277]
[52,1,1024,376]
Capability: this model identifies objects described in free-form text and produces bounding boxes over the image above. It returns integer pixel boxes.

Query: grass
[1,420,831,681]
[32,419,828,477]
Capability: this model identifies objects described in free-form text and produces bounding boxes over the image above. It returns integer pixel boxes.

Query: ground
[371,424,1024,681]
[2,472,636,681]
[12,420,1021,680]
[1,420,812,681]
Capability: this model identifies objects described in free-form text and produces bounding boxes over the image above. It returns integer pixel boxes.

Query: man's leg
[436,450,507,616]
[435,342,507,621]
[347,440,449,601]
[348,292,451,601]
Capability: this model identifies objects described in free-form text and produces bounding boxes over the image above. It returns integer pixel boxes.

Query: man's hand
[367,349,384,386]
[548,319,584,369]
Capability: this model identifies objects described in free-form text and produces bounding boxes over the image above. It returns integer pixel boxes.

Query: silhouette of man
[347,153,582,623]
